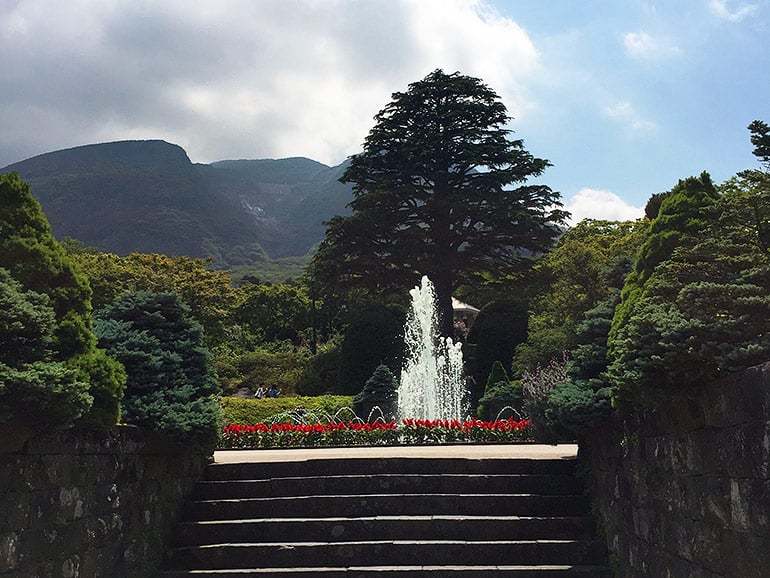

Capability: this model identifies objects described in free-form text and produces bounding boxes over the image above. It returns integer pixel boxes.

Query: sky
[1,0,768,221]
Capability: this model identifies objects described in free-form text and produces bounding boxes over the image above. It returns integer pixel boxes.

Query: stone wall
[583,363,770,578]
[0,426,209,578]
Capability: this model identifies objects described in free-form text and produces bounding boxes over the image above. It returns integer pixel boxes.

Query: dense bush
[216,344,310,395]
[95,291,220,446]
[221,395,354,424]
[0,173,125,428]
[234,283,310,343]
[69,250,238,347]
[608,171,770,398]
[515,219,647,371]
[477,361,523,420]
[353,364,398,421]
[466,300,528,402]
[336,303,405,395]
[296,343,342,395]
[0,269,92,425]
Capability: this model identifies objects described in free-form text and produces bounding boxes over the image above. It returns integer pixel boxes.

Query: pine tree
[314,70,566,337]
[95,291,220,446]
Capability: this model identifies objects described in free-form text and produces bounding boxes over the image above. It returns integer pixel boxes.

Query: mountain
[1,140,353,265]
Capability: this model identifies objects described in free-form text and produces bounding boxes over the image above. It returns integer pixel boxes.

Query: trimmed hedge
[221,395,354,424]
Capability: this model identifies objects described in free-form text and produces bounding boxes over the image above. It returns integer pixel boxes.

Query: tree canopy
[314,69,566,336]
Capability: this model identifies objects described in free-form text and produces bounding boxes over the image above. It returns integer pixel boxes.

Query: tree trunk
[432,274,455,340]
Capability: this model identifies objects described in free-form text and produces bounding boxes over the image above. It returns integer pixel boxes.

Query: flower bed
[220,418,531,449]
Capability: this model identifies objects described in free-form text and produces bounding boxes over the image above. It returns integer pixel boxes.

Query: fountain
[397,276,466,420]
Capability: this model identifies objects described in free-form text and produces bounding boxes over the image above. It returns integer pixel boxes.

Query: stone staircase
[163,456,611,577]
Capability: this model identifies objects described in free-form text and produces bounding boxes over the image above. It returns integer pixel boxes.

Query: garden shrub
[0,268,92,425]
[216,344,310,395]
[95,291,220,447]
[221,395,354,424]
[353,364,398,421]
[0,173,125,427]
[296,343,342,395]
[542,380,612,437]
[477,380,523,421]
[336,303,405,395]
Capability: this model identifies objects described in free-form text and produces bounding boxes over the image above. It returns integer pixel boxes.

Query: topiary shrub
[336,303,405,395]
[95,291,220,447]
[477,381,523,421]
[353,364,398,421]
[0,173,125,428]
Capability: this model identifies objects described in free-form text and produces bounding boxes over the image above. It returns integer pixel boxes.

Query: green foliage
[296,342,342,395]
[644,192,670,220]
[748,119,770,167]
[221,395,354,425]
[216,344,310,396]
[336,303,405,395]
[608,235,770,396]
[515,219,646,370]
[477,379,523,421]
[353,365,398,421]
[70,250,237,345]
[96,291,220,446]
[608,165,770,397]
[0,269,93,425]
[467,300,528,401]
[314,69,566,337]
[235,283,309,343]
[486,361,510,388]
[610,173,718,345]
[0,173,124,428]
[541,381,612,438]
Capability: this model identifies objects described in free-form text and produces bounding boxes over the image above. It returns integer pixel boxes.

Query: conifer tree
[315,70,566,337]
[0,173,125,427]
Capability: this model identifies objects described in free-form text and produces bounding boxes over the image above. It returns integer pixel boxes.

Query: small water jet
[397,276,466,420]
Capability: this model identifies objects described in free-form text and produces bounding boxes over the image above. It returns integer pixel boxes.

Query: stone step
[168,540,606,570]
[175,515,595,546]
[205,458,578,481]
[163,564,613,577]
[186,493,590,521]
[193,473,580,500]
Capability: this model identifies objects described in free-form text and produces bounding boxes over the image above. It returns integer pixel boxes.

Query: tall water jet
[398,276,466,420]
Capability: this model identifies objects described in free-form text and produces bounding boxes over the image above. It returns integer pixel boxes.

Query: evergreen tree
[353,364,398,421]
[0,173,125,428]
[95,292,220,446]
[476,361,524,420]
[748,120,770,168]
[610,172,719,344]
[314,70,566,337]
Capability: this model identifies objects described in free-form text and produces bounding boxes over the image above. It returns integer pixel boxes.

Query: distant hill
[1,140,353,266]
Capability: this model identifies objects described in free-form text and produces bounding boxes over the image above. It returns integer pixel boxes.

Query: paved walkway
[214,444,578,463]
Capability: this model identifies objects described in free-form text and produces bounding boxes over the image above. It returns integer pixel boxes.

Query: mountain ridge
[1,140,353,265]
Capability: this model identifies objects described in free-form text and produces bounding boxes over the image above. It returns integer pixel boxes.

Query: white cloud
[0,0,539,167]
[623,31,681,59]
[565,188,644,224]
[709,0,758,22]
[604,101,658,134]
